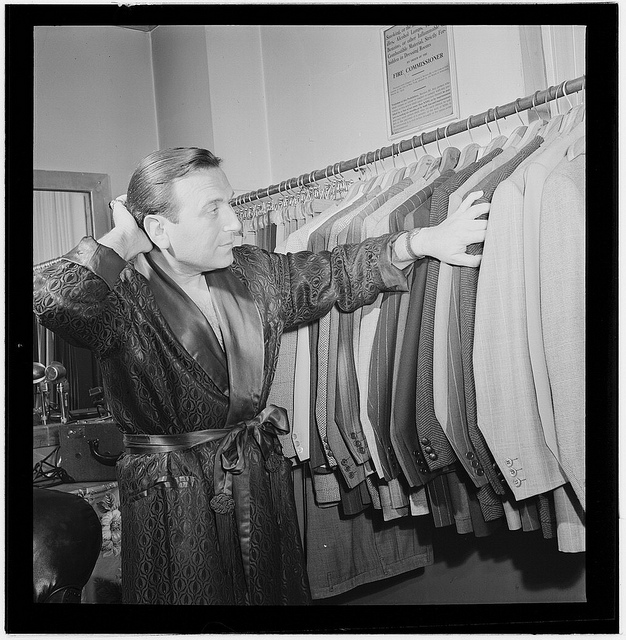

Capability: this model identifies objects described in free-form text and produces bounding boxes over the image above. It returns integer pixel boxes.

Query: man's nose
[224,204,243,235]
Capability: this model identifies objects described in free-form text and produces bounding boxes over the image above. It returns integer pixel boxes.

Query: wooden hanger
[380,143,405,189]
[363,148,387,194]
[456,142,480,169]
[561,80,586,134]
[482,107,508,154]
[476,111,494,159]
[407,133,436,179]
[516,91,546,147]
[342,155,370,201]
[437,124,460,172]
[455,118,480,169]
[502,100,527,149]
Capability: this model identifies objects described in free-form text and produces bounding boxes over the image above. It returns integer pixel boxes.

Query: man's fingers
[451,253,482,268]
[468,202,490,218]
[109,194,129,211]
[458,190,484,212]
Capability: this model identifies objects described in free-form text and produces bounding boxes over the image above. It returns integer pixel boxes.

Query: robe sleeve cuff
[378,232,411,292]
[62,236,127,289]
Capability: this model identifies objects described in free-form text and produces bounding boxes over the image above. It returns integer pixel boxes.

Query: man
[33,147,488,605]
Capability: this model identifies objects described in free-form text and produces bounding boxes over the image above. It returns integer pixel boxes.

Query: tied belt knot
[208,404,289,516]
[123,404,289,583]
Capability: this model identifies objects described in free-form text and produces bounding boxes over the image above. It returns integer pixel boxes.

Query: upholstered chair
[33,488,102,603]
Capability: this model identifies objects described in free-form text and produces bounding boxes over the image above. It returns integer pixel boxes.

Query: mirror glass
[33,190,92,263]
[33,171,112,421]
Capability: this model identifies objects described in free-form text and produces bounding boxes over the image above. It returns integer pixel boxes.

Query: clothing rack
[231,75,585,209]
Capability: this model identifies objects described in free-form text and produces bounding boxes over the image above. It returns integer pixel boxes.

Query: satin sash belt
[122,404,290,583]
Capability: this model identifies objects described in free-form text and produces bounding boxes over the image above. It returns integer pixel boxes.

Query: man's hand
[98,195,153,261]
[413,191,490,267]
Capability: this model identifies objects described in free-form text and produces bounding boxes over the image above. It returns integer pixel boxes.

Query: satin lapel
[205,267,265,425]
[135,253,229,395]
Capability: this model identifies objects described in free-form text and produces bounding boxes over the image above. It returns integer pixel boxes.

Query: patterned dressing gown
[33,234,407,605]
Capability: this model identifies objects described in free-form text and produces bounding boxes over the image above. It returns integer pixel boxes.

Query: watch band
[405,228,425,261]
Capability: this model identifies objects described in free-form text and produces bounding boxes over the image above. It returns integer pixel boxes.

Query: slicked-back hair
[126,147,222,229]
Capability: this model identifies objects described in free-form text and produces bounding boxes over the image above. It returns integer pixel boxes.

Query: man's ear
[144,215,170,250]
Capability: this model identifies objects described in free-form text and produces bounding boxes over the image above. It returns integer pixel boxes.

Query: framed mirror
[33,170,112,418]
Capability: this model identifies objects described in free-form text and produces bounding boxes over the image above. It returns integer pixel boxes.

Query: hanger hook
[420,131,428,155]
[560,79,574,112]
[581,76,586,105]
[466,115,475,144]
[444,124,452,148]
[493,106,502,136]
[513,99,525,126]
[484,111,493,139]
[435,128,442,156]
[531,90,541,120]
[355,153,365,178]
[398,140,407,168]
[411,136,420,162]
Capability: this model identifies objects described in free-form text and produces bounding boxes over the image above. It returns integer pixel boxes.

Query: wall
[257,25,526,185]
[34,26,159,200]
[151,26,215,153]
[204,26,272,196]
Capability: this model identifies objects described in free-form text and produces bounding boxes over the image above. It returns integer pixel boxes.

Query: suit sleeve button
[504,458,513,467]
[466,451,475,459]
[513,478,522,487]
[509,468,517,477]
[424,446,433,454]
[476,469,484,476]
[421,437,430,445]
[428,453,438,461]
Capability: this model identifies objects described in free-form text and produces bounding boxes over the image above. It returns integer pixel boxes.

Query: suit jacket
[312,190,396,487]
[361,178,437,479]
[269,197,356,464]
[458,139,544,498]
[534,145,586,553]
[472,156,570,501]
[390,172,455,487]
[522,123,586,510]
[307,192,382,474]
[414,149,504,473]
[433,148,517,485]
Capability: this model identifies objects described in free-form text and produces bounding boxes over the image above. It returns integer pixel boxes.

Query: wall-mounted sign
[382,25,459,139]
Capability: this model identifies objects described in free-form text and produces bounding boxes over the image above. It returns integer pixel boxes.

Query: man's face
[163,167,242,274]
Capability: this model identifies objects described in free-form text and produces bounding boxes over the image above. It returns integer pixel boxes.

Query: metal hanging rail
[231,75,585,208]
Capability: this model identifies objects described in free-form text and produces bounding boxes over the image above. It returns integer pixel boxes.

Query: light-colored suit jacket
[535,146,586,553]
[473,166,569,501]
[521,122,585,510]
